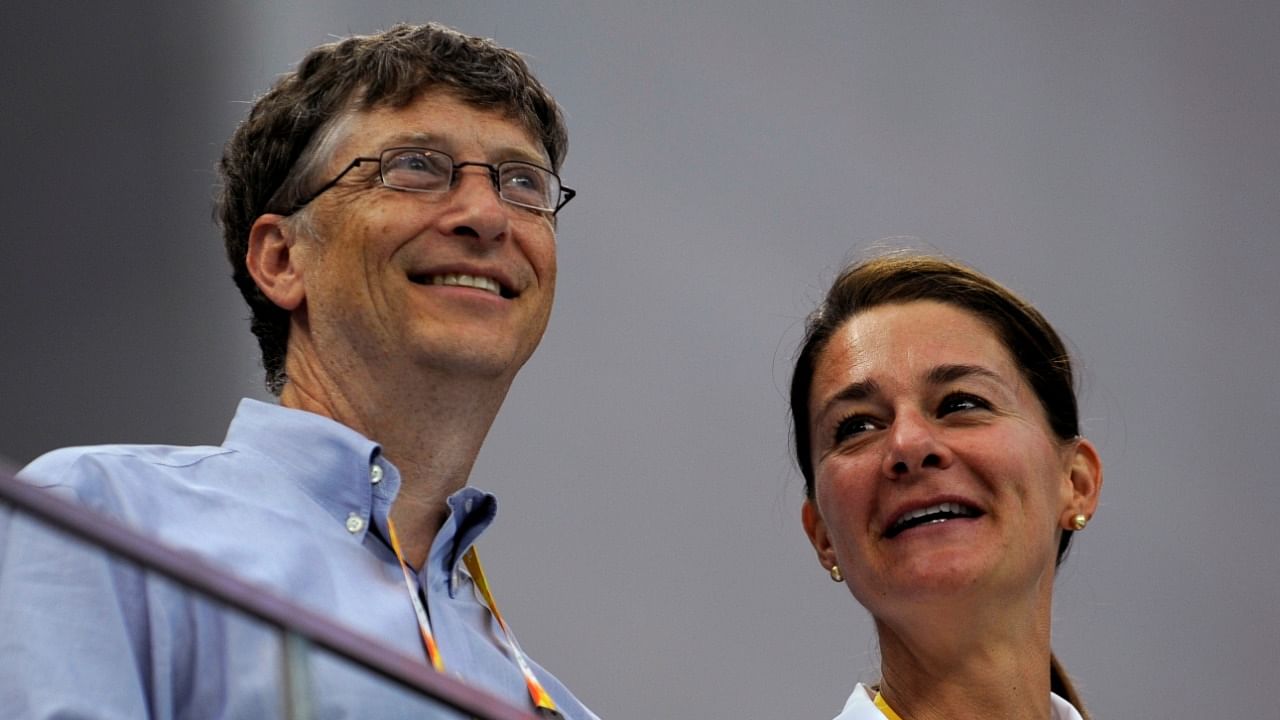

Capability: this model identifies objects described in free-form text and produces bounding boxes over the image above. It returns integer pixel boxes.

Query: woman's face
[802,300,1100,613]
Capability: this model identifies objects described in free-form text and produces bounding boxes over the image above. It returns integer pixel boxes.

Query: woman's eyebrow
[817,364,1008,420]
[926,363,1006,387]
[817,379,883,420]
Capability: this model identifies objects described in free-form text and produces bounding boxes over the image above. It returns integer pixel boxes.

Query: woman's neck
[871,594,1055,720]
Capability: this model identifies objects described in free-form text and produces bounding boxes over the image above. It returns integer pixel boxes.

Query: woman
[794,253,1103,719]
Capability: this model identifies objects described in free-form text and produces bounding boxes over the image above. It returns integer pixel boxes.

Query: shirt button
[370,464,383,484]
[345,513,365,534]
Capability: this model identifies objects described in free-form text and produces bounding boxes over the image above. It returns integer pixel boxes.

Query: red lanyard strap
[386,518,561,716]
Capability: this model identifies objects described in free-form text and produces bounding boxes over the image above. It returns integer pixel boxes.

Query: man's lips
[884,499,984,539]
[408,271,515,299]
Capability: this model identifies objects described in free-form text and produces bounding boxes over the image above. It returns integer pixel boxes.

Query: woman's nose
[881,410,951,479]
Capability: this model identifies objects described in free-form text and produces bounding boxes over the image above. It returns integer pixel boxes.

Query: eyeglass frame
[280,146,576,215]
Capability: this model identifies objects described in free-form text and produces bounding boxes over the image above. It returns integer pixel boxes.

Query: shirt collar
[223,399,389,530]
[837,683,1084,720]
[222,398,500,594]
[432,487,498,597]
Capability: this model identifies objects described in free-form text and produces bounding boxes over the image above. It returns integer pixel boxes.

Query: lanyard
[873,691,904,720]
[386,517,561,717]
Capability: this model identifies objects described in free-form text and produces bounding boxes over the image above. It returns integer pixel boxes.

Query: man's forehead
[342,94,547,165]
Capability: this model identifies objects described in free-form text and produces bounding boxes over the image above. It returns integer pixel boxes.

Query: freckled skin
[291,89,557,391]
[805,301,1078,617]
[247,89,563,563]
[800,299,1103,719]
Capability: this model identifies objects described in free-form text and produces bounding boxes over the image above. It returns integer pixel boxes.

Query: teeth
[429,273,501,295]
[891,502,975,531]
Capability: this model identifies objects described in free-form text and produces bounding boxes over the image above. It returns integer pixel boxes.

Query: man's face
[289,89,558,388]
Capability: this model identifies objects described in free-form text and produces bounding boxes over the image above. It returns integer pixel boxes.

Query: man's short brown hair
[216,23,568,393]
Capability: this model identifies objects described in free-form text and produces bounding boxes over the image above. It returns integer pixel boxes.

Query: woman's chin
[854,548,1001,609]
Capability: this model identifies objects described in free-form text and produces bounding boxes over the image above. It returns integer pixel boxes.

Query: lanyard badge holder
[387,518,562,718]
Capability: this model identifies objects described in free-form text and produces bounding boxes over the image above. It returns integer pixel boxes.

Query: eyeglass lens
[380,148,560,211]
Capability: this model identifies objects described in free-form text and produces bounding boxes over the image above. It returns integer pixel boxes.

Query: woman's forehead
[836,300,1005,360]
[812,300,1022,399]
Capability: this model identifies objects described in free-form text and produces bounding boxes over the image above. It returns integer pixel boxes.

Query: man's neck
[280,353,511,569]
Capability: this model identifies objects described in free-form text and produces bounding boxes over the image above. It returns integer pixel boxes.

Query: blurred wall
[3,2,1277,717]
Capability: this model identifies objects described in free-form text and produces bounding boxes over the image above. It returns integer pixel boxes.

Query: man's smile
[407,264,519,299]
[409,272,512,298]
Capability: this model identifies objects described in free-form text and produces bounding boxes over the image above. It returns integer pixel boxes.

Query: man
[0,23,594,719]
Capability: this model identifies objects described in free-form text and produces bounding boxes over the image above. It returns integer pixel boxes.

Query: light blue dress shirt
[0,399,598,720]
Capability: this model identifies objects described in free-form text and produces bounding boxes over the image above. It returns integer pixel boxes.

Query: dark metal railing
[0,468,540,720]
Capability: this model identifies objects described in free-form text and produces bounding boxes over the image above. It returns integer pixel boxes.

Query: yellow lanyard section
[873,691,904,720]
[464,549,560,714]
[386,517,560,716]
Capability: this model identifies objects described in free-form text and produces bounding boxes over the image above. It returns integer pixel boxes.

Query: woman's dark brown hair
[790,252,1089,715]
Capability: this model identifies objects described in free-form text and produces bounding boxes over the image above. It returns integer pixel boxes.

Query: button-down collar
[221,399,499,595]
[430,487,497,597]
[223,399,391,539]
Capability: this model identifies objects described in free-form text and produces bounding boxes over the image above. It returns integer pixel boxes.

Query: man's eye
[500,164,551,201]
[383,151,450,186]
[834,415,878,443]
[505,170,543,189]
[938,393,989,416]
[387,152,440,172]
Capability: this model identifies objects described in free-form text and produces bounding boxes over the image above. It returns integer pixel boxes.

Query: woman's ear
[1061,437,1103,526]
[803,499,839,574]
[246,214,307,311]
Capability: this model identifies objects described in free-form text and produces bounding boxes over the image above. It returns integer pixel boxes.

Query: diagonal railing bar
[0,470,541,720]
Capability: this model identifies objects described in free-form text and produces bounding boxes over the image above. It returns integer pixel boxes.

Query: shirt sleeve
[0,485,157,719]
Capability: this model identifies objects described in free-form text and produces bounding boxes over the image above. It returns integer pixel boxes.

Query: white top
[833,683,1085,720]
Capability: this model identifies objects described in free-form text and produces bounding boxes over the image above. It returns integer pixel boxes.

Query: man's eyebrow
[926,363,1006,387]
[376,132,548,166]
[380,131,438,148]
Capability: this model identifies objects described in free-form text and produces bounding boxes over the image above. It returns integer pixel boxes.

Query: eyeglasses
[288,147,576,215]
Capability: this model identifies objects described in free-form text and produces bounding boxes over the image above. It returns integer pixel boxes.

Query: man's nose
[437,166,510,242]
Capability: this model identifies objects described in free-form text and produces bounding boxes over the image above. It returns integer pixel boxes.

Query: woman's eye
[834,415,879,443]
[938,393,989,416]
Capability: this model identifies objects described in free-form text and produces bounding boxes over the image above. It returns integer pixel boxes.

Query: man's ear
[246,214,307,311]
[1061,437,1104,527]
[802,499,839,574]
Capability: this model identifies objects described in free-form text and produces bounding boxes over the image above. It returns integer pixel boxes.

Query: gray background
[2,1,1277,717]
